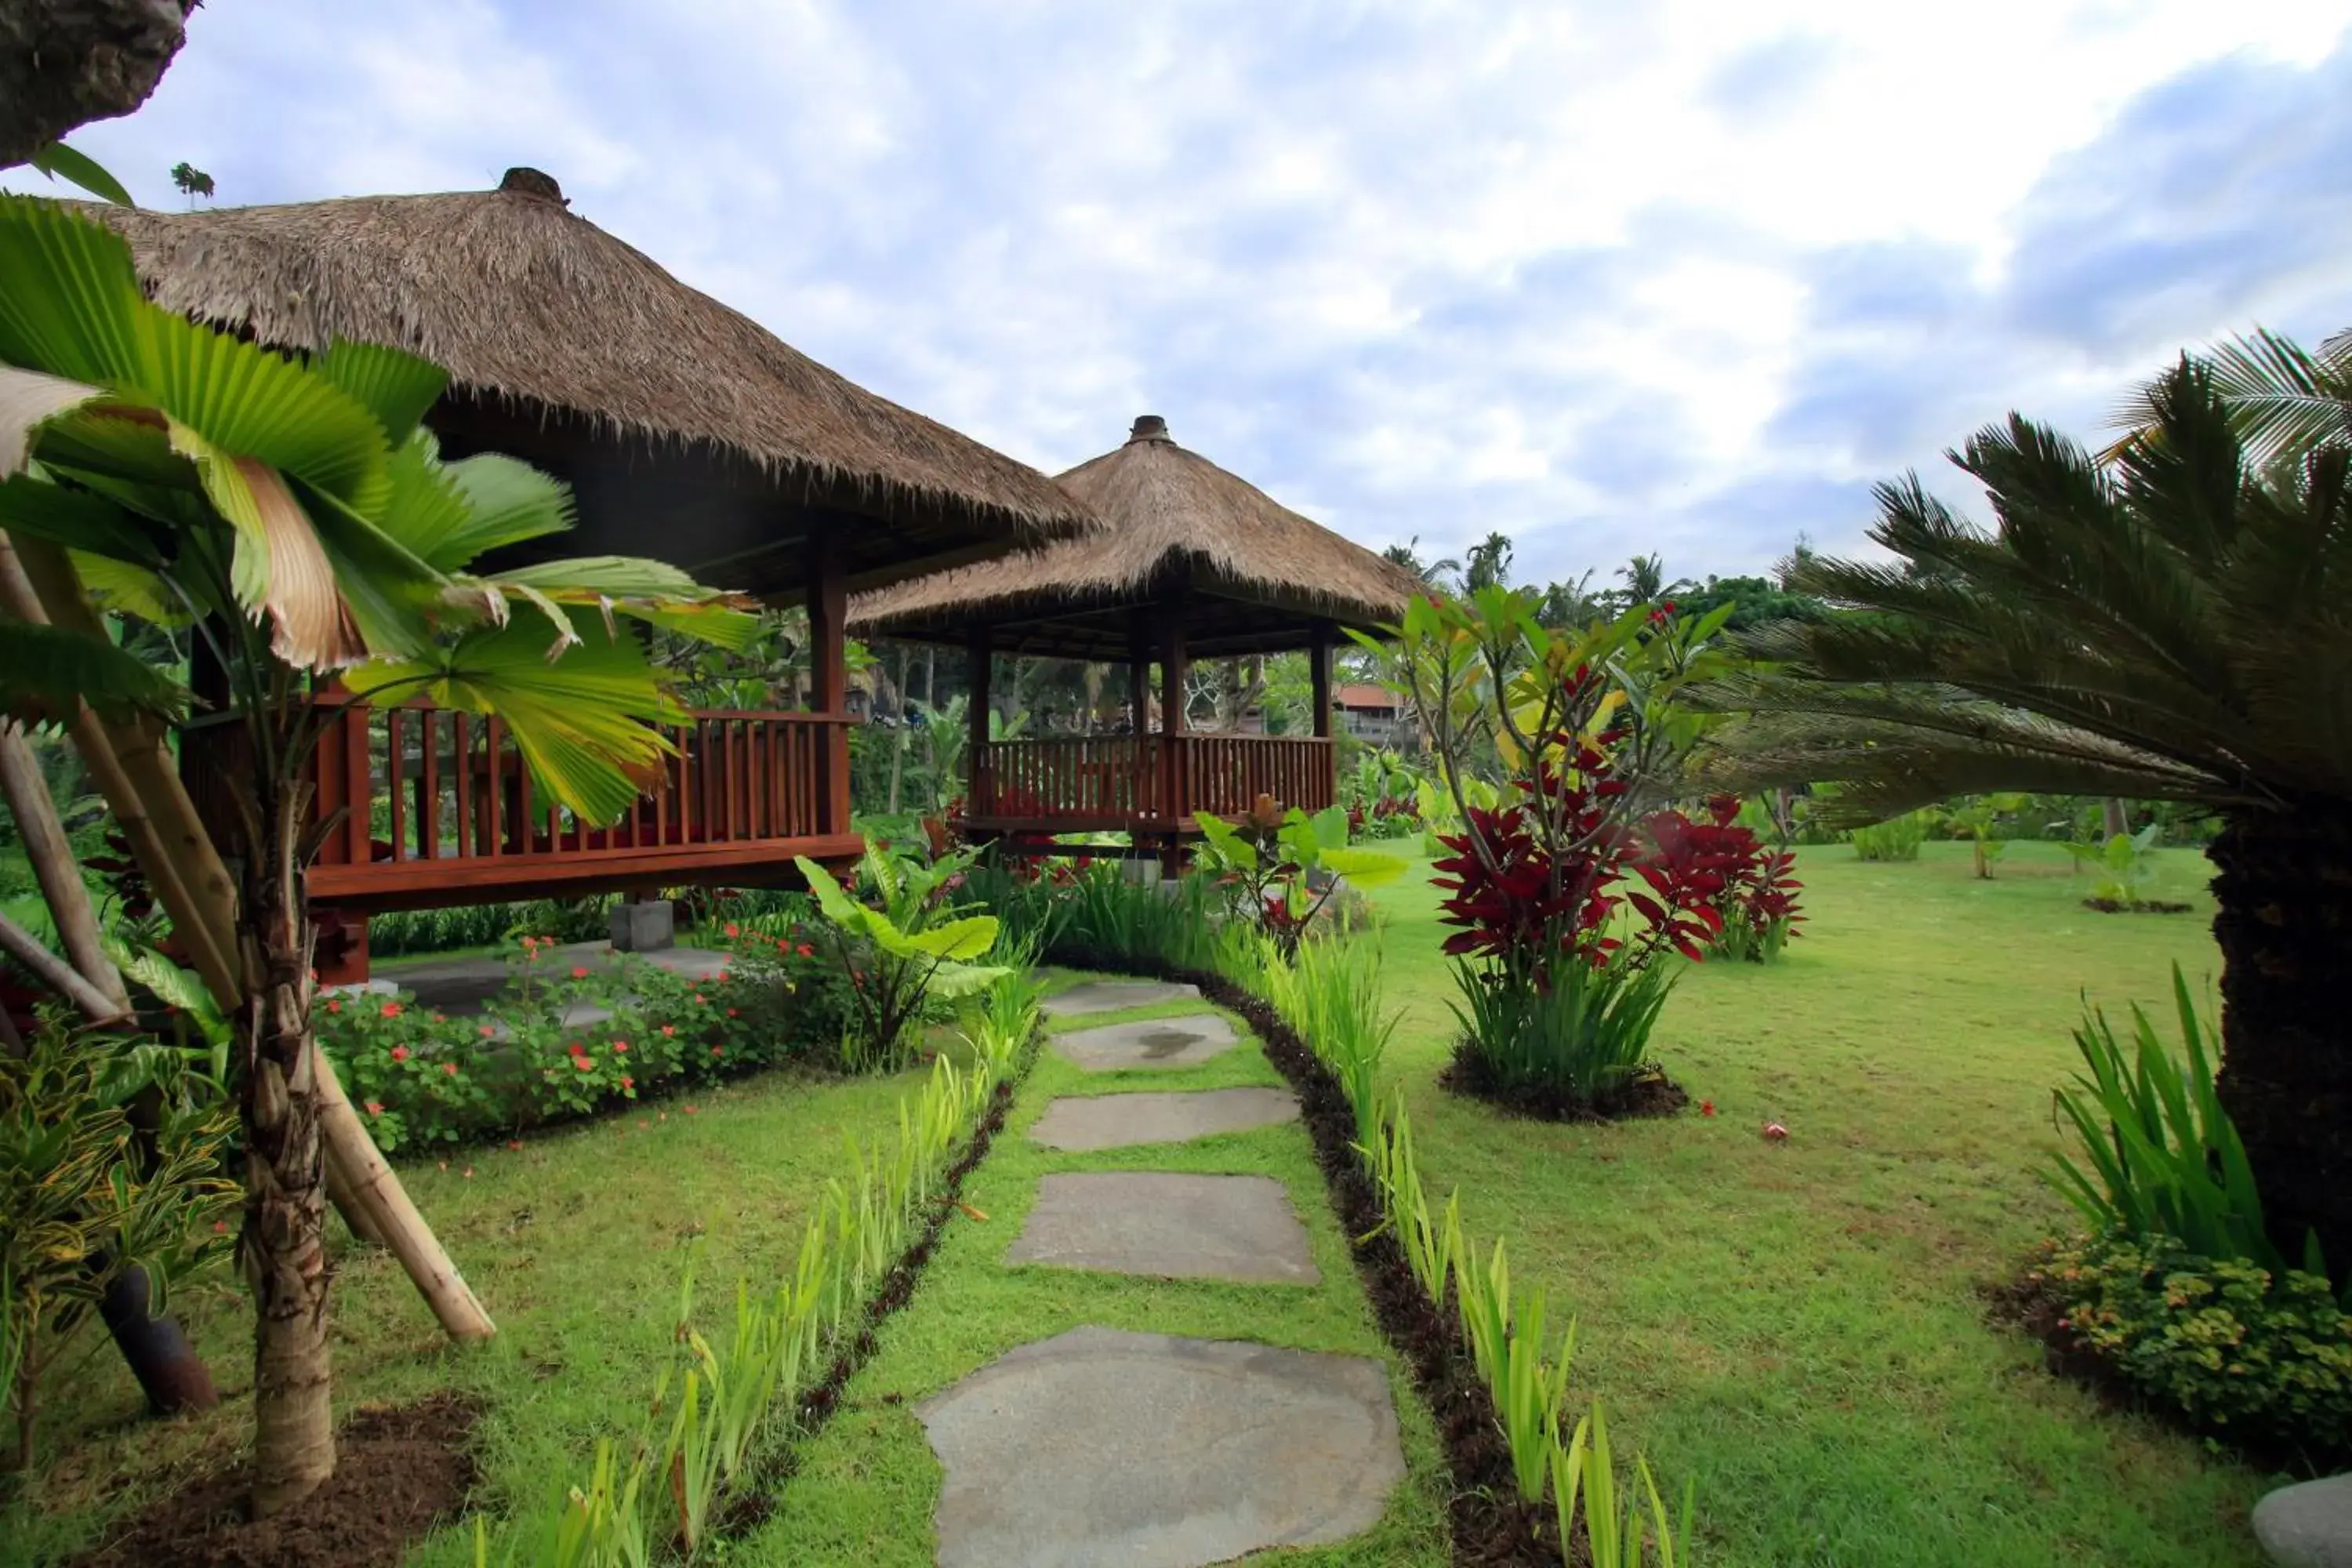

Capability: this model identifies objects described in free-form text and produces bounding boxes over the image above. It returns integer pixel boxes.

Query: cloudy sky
[19,0,2352,587]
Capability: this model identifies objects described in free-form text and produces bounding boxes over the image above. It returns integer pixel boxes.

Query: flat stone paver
[1042,979,1200,1017]
[1051,1012,1240,1073]
[919,1325,1404,1568]
[1029,1087,1300,1151]
[1007,1171,1318,1284]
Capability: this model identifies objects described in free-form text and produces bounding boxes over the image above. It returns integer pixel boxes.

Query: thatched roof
[849,416,1421,659]
[87,169,1092,589]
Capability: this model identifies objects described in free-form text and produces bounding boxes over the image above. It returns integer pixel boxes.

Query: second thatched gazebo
[850,415,1421,858]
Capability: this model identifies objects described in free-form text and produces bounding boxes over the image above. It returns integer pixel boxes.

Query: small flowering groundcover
[321,928,859,1152]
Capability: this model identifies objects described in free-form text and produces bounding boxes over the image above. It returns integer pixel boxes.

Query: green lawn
[743,982,1454,1565]
[8,1063,935,1568]
[1363,836,2267,1567]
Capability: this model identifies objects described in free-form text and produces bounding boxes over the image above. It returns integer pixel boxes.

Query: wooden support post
[1158,608,1188,877]
[1127,648,1149,737]
[806,528,851,837]
[967,629,993,815]
[1309,623,1334,740]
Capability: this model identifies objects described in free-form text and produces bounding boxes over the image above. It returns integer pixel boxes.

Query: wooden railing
[971,733,1333,826]
[186,702,860,909]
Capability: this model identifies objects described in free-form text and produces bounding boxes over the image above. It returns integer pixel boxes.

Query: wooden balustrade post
[807,528,851,837]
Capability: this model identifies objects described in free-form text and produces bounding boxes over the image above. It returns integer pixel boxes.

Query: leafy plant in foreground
[1192,798,1406,956]
[795,847,1008,1073]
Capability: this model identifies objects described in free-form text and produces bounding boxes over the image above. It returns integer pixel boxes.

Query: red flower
[441,1062,459,1077]
[724,922,740,938]
[325,1000,341,1014]
[431,1012,447,1023]
[390,1044,410,1062]
[660,1025,676,1038]
[365,1100,384,1115]
[574,1056,595,1072]
[711,1045,724,1058]
[478,1024,495,1038]
[506,1140,523,1151]
[1700,1100,1716,1117]
[381,1001,403,1018]
[797,944,814,958]
[612,1040,628,1054]
[683,1105,699,1114]
[725,1007,739,1018]
[212,1219,230,1234]
[619,1075,634,1090]
[572,966,590,979]
[1661,599,1677,614]
[692,992,706,1004]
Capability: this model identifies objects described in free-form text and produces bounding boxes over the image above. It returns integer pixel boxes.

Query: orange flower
[380,1001,403,1018]
[441,1062,459,1077]
[572,966,590,979]
[365,1100,385,1116]
[724,922,740,938]
[390,1045,410,1062]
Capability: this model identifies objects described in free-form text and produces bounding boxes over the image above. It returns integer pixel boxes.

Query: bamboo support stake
[310,1050,492,1340]
[0,907,130,1022]
[1,535,488,1340]
[0,718,129,1011]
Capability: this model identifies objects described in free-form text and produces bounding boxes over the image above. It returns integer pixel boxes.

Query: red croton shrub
[1646,795,1806,962]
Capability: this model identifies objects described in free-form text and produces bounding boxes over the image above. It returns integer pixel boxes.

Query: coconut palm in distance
[0,194,756,1514]
[1702,348,2352,1277]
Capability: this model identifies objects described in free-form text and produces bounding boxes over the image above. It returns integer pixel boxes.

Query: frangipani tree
[0,194,755,1514]
[1702,350,2352,1279]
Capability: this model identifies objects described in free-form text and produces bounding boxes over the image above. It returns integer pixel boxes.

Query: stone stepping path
[918,989,1403,1565]
[1008,1171,1319,1284]
[918,1326,1404,1568]
[1051,1012,1240,1072]
[1040,978,1201,1017]
[1029,1087,1299,1151]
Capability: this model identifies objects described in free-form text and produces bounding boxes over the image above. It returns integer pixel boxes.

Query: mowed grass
[1363,836,2269,1567]
[745,985,1454,1566]
[9,1062,937,1568]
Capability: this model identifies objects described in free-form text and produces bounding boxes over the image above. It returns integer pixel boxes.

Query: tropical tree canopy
[1698,357,2352,822]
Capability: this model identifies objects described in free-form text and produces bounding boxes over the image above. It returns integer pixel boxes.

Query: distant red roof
[1334,684,1399,712]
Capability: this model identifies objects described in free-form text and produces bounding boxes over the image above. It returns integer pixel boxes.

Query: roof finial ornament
[1127,414,1171,444]
[499,167,568,205]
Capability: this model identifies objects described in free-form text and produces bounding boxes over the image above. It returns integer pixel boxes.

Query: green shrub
[1849,811,1927,861]
[2039,1231,2352,1452]
[795,846,1008,1074]
[1450,953,1678,1109]
[3,1021,237,1468]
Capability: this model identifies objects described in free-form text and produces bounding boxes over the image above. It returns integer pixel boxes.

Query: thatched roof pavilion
[92,168,1094,597]
[850,414,1418,659]
[851,416,1421,858]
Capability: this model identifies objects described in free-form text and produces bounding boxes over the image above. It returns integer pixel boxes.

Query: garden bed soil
[2078,898,2196,915]
[69,1396,480,1568]
[1440,1047,1691,1124]
[1057,946,1566,1567]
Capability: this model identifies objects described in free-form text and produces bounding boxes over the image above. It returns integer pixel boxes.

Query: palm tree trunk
[2209,806,2352,1279]
[238,775,335,1515]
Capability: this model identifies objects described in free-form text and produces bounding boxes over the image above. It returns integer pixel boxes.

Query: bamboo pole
[0,907,128,1022]
[1,535,489,1341]
[0,720,129,1011]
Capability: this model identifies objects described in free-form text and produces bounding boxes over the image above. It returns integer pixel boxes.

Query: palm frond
[0,621,188,727]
